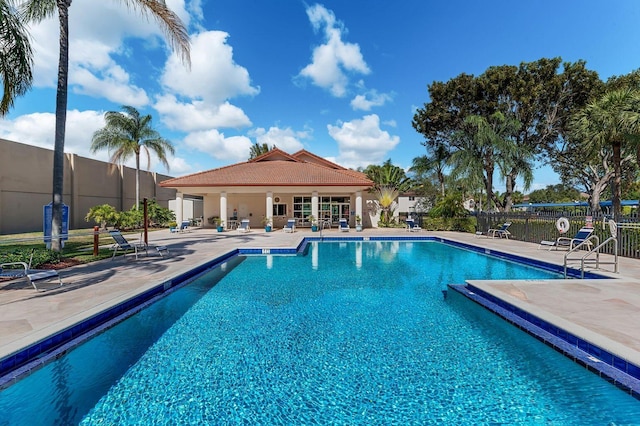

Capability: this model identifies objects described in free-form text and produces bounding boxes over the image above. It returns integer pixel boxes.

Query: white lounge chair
[339,218,350,232]
[1,254,62,291]
[539,227,594,251]
[487,222,512,239]
[283,219,296,233]
[238,219,251,233]
[406,218,422,232]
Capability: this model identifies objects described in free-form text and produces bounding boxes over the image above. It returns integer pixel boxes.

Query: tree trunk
[51,1,71,252]
[484,164,494,212]
[612,140,622,222]
[503,172,516,213]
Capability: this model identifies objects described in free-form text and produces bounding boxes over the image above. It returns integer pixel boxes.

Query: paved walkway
[1,228,640,369]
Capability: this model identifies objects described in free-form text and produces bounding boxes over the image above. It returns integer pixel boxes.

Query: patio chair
[487,222,511,239]
[109,230,147,260]
[1,252,62,291]
[238,219,251,233]
[283,219,296,233]
[539,227,594,251]
[179,220,190,232]
[406,218,422,232]
[339,218,350,232]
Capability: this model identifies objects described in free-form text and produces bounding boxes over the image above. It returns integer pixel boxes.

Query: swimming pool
[1,240,639,424]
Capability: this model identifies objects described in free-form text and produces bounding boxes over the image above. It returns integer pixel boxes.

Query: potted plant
[216,219,225,232]
[262,216,272,232]
[355,215,363,232]
[308,215,318,232]
[168,221,178,233]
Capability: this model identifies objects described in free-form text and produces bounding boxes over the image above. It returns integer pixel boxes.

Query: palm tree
[91,105,175,210]
[572,89,640,221]
[0,0,33,115]
[410,143,450,196]
[450,112,521,212]
[22,0,190,251]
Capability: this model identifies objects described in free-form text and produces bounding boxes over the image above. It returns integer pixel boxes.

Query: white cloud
[155,95,251,131]
[0,110,105,160]
[327,114,400,168]
[169,157,193,175]
[298,4,370,97]
[72,66,150,106]
[350,90,393,111]
[250,127,309,153]
[183,130,253,162]
[155,30,259,135]
[28,1,192,104]
[161,31,259,103]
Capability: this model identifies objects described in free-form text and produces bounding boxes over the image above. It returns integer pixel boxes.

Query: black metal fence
[476,212,640,259]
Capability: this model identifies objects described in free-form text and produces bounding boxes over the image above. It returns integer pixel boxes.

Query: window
[409,196,415,201]
[293,196,312,219]
[273,204,287,216]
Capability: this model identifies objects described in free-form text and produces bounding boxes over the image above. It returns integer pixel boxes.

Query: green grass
[0,229,157,268]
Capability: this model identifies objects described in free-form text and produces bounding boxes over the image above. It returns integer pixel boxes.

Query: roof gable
[249,147,301,163]
[291,150,346,170]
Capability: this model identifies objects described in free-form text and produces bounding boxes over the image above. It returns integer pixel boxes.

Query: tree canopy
[412,57,602,212]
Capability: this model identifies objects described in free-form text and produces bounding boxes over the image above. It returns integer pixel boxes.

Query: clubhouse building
[160,149,376,230]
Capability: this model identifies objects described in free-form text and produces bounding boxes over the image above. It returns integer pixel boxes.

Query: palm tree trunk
[612,140,622,222]
[51,0,71,252]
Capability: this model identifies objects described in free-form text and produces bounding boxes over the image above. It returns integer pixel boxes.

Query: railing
[563,235,600,278]
[477,212,640,259]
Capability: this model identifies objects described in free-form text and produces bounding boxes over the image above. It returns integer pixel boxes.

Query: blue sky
[2,1,640,192]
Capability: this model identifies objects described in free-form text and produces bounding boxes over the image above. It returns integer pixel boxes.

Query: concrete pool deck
[1,228,640,376]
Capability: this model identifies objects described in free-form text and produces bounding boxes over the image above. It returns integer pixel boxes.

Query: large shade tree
[0,0,33,115]
[22,0,190,251]
[413,58,601,211]
[91,105,175,210]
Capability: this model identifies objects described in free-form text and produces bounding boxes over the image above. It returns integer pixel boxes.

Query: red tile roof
[160,148,374,188]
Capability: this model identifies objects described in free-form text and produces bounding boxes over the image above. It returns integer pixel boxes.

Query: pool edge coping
[0,236,619,389]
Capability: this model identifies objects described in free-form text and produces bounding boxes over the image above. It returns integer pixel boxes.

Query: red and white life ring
[556,217,570,234]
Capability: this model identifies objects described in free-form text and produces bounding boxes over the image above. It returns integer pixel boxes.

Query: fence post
[93,226,99,256]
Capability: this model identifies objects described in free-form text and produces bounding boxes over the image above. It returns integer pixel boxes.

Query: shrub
[422,216,476,233]
[85,204,118,229]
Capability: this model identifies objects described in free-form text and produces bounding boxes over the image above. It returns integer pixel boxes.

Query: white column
[312,191,319,222]
[220,192,228,226]
[176,192,184,224]
[355,191,362,223]
[266,191,273,222]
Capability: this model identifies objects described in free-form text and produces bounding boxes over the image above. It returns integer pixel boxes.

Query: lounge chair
[109,230,148,260]
[406,218,422,232]
[539,227,594,251]
[179,220,190,232]
[339,218,350,232]
[487,222,511,239]
[283,219,296,233]
[1,255,62,291]
[238,219,251,233]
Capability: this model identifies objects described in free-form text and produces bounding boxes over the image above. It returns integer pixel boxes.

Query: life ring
[556,217,570,234]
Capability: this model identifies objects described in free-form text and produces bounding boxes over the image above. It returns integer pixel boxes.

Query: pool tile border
[0,236,608,388]
[0,249,240,388]
[449,284,640,399]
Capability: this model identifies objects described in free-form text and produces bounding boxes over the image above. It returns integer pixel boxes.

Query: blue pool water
[1,241,640,424]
